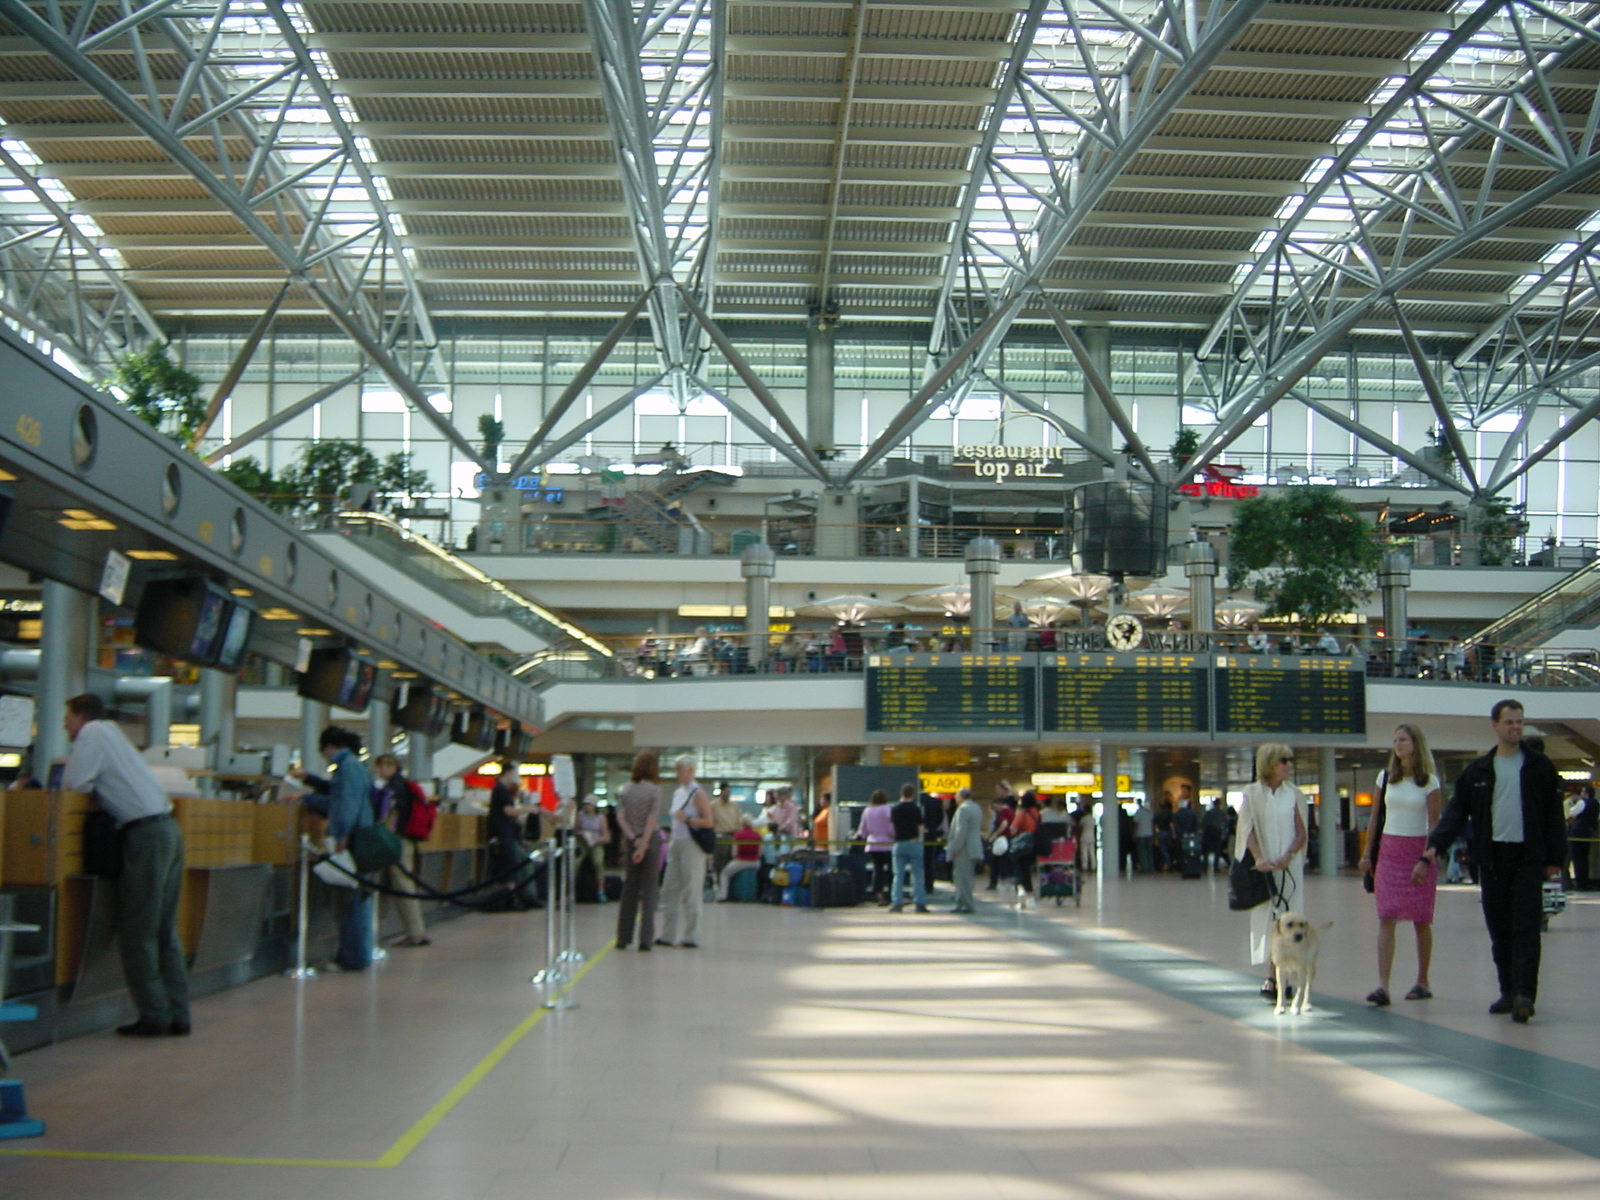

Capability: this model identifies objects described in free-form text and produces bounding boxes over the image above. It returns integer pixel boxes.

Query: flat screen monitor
[213,602,254,672]
[391,680,437,732]
[452,708,494,750]
[135,577,235,668]
[298,647,375,710]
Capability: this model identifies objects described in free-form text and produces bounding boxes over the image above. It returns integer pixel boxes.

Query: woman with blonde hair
[1236,742,1309,1001]
[1358,724,1443,1005]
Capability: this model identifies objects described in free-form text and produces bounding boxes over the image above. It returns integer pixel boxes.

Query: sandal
[1404,986,1432,1001]
[1366,987,1391,1007]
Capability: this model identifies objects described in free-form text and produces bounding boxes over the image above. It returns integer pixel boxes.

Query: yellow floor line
[372,940,613,1168]
[0,939,615,1170]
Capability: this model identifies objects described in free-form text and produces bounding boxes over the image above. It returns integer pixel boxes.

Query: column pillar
[1185,540,1218,633]
[907,475,920,558]
[1099,742,1121,876]
[806,308,837,458]
[198,668,236,769]
[1319,746,1340,877]
[115,677,174,750]
[37,579,92,771]
[741,544,776,667]
[300,698,329,770]
[965,536,1001,652]
[409,729,434,787]
[1379,551,1411,672]
[368,686,391,761]
[1082,326,1115,472]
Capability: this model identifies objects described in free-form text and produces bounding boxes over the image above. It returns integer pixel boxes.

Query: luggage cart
[1038,839,1081,907]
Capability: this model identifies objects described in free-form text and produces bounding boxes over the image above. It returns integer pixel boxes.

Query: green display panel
[865,653,1036,738]
[1041,652,1211,736]
[1213,654,1367,737]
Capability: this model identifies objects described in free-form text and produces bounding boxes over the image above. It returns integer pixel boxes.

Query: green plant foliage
[215,456,293,513]
[112,342,206,444]
[477,414,505,461]
[376,451,433,513]
[277,440,378,518]
[268,440,434,519]
[1470,496,1528,567]
[1169,427,1200,467]
[1225,486,1382,624]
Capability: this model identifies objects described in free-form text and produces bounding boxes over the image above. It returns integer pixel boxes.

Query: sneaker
[889,905,904,913]
[1511,996,1536,1024]
[914,905,929,913]
[1488,996,1514,1015]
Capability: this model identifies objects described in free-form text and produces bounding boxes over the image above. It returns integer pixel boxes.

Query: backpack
[399,780,439,842]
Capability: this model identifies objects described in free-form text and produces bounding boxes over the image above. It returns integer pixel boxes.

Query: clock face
[1106,614,1145,651]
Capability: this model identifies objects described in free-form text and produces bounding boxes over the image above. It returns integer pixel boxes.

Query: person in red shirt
[716,815,763,900]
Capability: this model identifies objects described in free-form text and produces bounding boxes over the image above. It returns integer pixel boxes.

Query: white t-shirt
[1492,752,1525,843]
[1378,769,1438,837]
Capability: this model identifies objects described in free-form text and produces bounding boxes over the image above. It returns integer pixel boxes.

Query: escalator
[1465,558,1600,653]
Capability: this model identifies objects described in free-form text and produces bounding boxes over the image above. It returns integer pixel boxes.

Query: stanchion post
[369,887,388,964]
[285,838,318,979]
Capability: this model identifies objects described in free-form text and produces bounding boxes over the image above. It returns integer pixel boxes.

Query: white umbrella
[794,594,905,623]
[1125,585,1190,619]
[1020,566,1112,601]
[1214,597,1268,629]
[1022,595,1081,626]
[899,583,1019,618]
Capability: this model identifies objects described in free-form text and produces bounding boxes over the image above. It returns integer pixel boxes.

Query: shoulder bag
[1228,848,1278,911]
[1363,771,1388,894]
[681,786,717,854]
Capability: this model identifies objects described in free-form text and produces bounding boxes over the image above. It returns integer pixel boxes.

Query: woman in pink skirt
[1359,724,1443,1005]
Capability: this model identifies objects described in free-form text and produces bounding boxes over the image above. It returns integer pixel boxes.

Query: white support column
[1185,541,1218,633]
[1099,743,1120,877]
[741,544,775,667]
[409,730,434,788]
[37,579,91,771]
[300,698,329,770]
[965,537,1000,652]
[367,689,391,761]
[806,310,836,458]
[198,668,235,769]
[1319,746,1340,878]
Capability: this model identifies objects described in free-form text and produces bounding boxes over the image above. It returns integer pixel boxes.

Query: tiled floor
[3,869,1598,1200]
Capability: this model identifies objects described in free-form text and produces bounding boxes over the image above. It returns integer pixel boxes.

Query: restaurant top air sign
[953,445,1064,481]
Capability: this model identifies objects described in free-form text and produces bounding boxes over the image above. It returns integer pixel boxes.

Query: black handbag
[1363,772,1389,894]
[1228,848,1278,911]
[689,825,717,855]
[81,809,124,878]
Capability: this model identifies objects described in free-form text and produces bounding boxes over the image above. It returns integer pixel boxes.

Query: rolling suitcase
[811,869,858,908]
[729,868,760,903]
[1178,833,1203,879]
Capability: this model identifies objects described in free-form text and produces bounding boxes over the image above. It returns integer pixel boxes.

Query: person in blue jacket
[292,726,376,971]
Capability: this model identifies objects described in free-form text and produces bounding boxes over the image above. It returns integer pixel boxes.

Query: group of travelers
[1245,698,1569,1024]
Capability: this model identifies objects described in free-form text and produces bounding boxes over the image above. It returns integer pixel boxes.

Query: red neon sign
[1178,480,1260,499]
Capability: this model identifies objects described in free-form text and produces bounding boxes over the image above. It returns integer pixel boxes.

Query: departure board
[1041,652,1210,737]
[865,653,1036,739]
[1213,654,1366,738]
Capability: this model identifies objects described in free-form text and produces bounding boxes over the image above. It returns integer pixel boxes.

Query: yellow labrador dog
[1269,911,1333,1016]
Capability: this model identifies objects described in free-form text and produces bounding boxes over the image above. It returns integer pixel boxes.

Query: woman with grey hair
[657,754,714,947]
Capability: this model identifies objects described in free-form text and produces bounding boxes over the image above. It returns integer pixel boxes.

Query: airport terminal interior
[3,1,1600,1197]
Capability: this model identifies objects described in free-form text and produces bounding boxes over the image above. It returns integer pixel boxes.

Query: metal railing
[329,512,612,677]
[526,630,1600,689]
[1466,555,1600,655]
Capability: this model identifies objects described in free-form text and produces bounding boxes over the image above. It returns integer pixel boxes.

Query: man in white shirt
[63,693,190,1037]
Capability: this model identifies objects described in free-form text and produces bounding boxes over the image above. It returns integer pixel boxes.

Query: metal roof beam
[844,0,1274,485]
[0,0,483,467]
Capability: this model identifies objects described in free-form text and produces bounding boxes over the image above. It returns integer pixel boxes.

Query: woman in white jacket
[1235,742,1309,1001]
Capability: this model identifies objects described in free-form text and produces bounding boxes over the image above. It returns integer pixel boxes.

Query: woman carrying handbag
[1235,743,1309,1001]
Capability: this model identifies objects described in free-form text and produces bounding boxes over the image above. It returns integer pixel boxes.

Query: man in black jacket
[1420,699,1566,1023]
